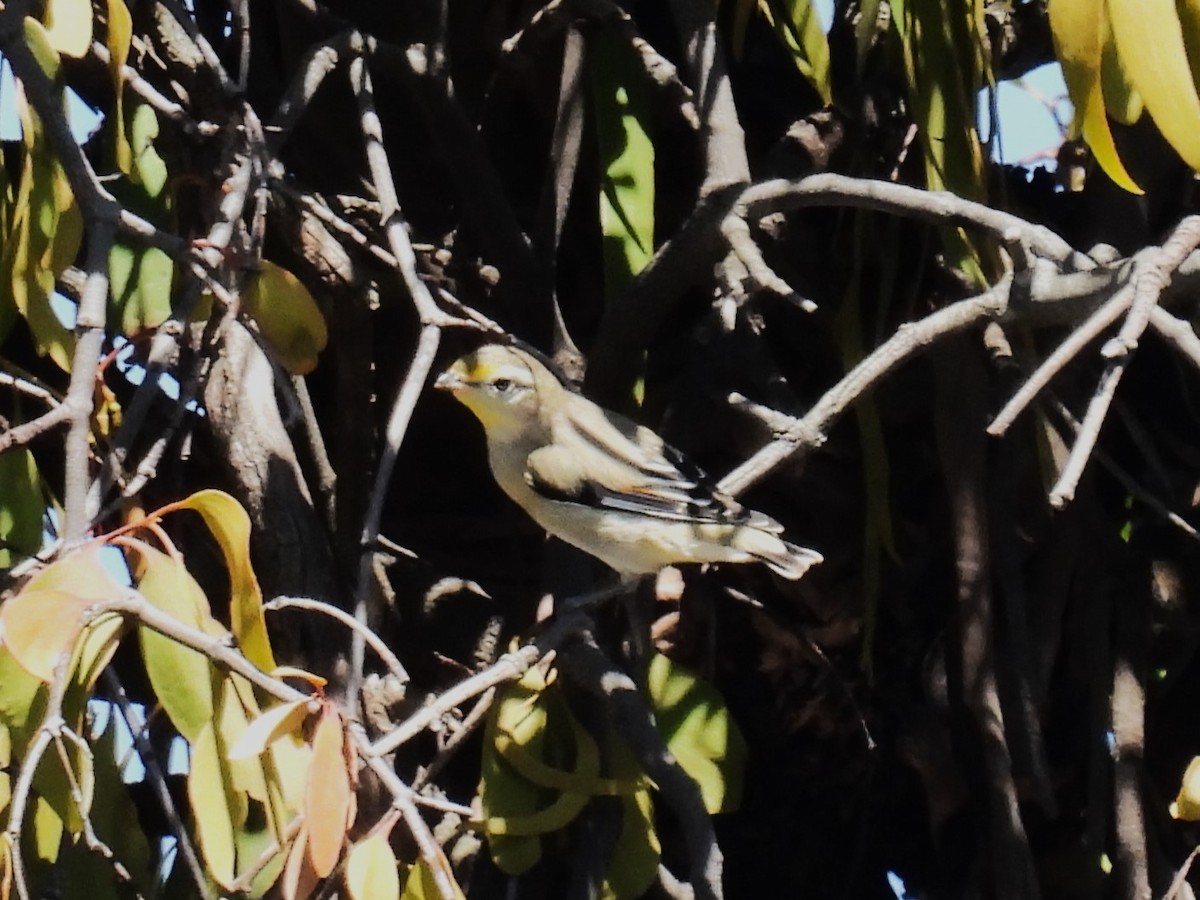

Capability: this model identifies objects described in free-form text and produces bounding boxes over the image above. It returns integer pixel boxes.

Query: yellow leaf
[1099,14,1142,125]
[1048,0,1142,193]
[760,0,832,104]
[305,706,351,877]
[0,835,9,900]
[42,0,93,58]
[174,489,276,672]
[218,676,270,803]
[243,261,328,375]
[1172,756,1200,819]
[188,722,240,888]
[271,665,326,688]
[106,0,133,173]
[71,611,123,692]
[345,834,400,900]
[228,698,310,761]
[400,857,466,900]
[22,545,121,601]
[22,18,62,78]
[0,589,90,682]
[270,731,312,816]
[1109,0,1200,171]
[31,795,62,865]
[1179,0,1200,104]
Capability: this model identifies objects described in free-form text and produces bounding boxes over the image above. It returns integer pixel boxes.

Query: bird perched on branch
[435,343,822,581]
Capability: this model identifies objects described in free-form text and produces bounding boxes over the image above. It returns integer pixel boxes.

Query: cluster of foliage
[5,0,1200,898]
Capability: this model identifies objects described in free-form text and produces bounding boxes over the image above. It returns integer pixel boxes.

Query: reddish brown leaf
[305,705,352,877]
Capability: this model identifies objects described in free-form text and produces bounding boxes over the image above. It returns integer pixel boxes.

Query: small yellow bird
[434,343,821,580]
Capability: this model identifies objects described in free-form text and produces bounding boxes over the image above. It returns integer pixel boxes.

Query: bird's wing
[524,402,782,531]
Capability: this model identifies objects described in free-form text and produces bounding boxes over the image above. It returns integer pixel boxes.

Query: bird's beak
[434,367,466,393]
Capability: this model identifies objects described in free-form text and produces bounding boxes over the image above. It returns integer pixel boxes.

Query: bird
[434,343,822,581]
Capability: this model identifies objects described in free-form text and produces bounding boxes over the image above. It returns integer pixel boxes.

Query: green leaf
[0,27,83,370]
[0,646,48,747]
[729,0,758,60]
[30,793,63,865]
[480,668,588,873]
[590,27,655,301]
[128,104,168,196]
[0,448,44,568]
[129,541,220,742]
[217,677,270,805]
[108,243,173,335]
[235,817,288,897]
[760,0,832,103]
[242,261,328,376]
[107,105,173,335]
[601,788,660,900]
[22,17,63,78]
[892,0,999,280]
[645,653,747,815]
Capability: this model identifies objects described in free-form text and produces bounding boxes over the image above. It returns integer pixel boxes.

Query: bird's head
[435,344,545,438]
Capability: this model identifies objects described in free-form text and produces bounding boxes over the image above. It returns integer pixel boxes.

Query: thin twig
[0,405,74,453]
[1041,397,1200,542]
[413,688,496,791]
[267,30,358,153]
[348,40,460,699]
[264,596,409,684]
[1049,221,1200,507]
[1164,844,1200,900]
[989,282,1134,436]
[1148,306,1200,372]
[719,277,1011,496]
[0,368,62,409]
[89,40,216,134]
[350,724,462,900]
[90,134,255,517]
[101,671,211,899]
[370,610,587,757]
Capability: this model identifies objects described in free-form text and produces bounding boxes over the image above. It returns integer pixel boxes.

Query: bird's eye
[493,378,513,393]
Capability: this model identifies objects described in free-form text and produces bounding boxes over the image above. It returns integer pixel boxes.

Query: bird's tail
[734,528,823,580]
[760,540,823,580]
